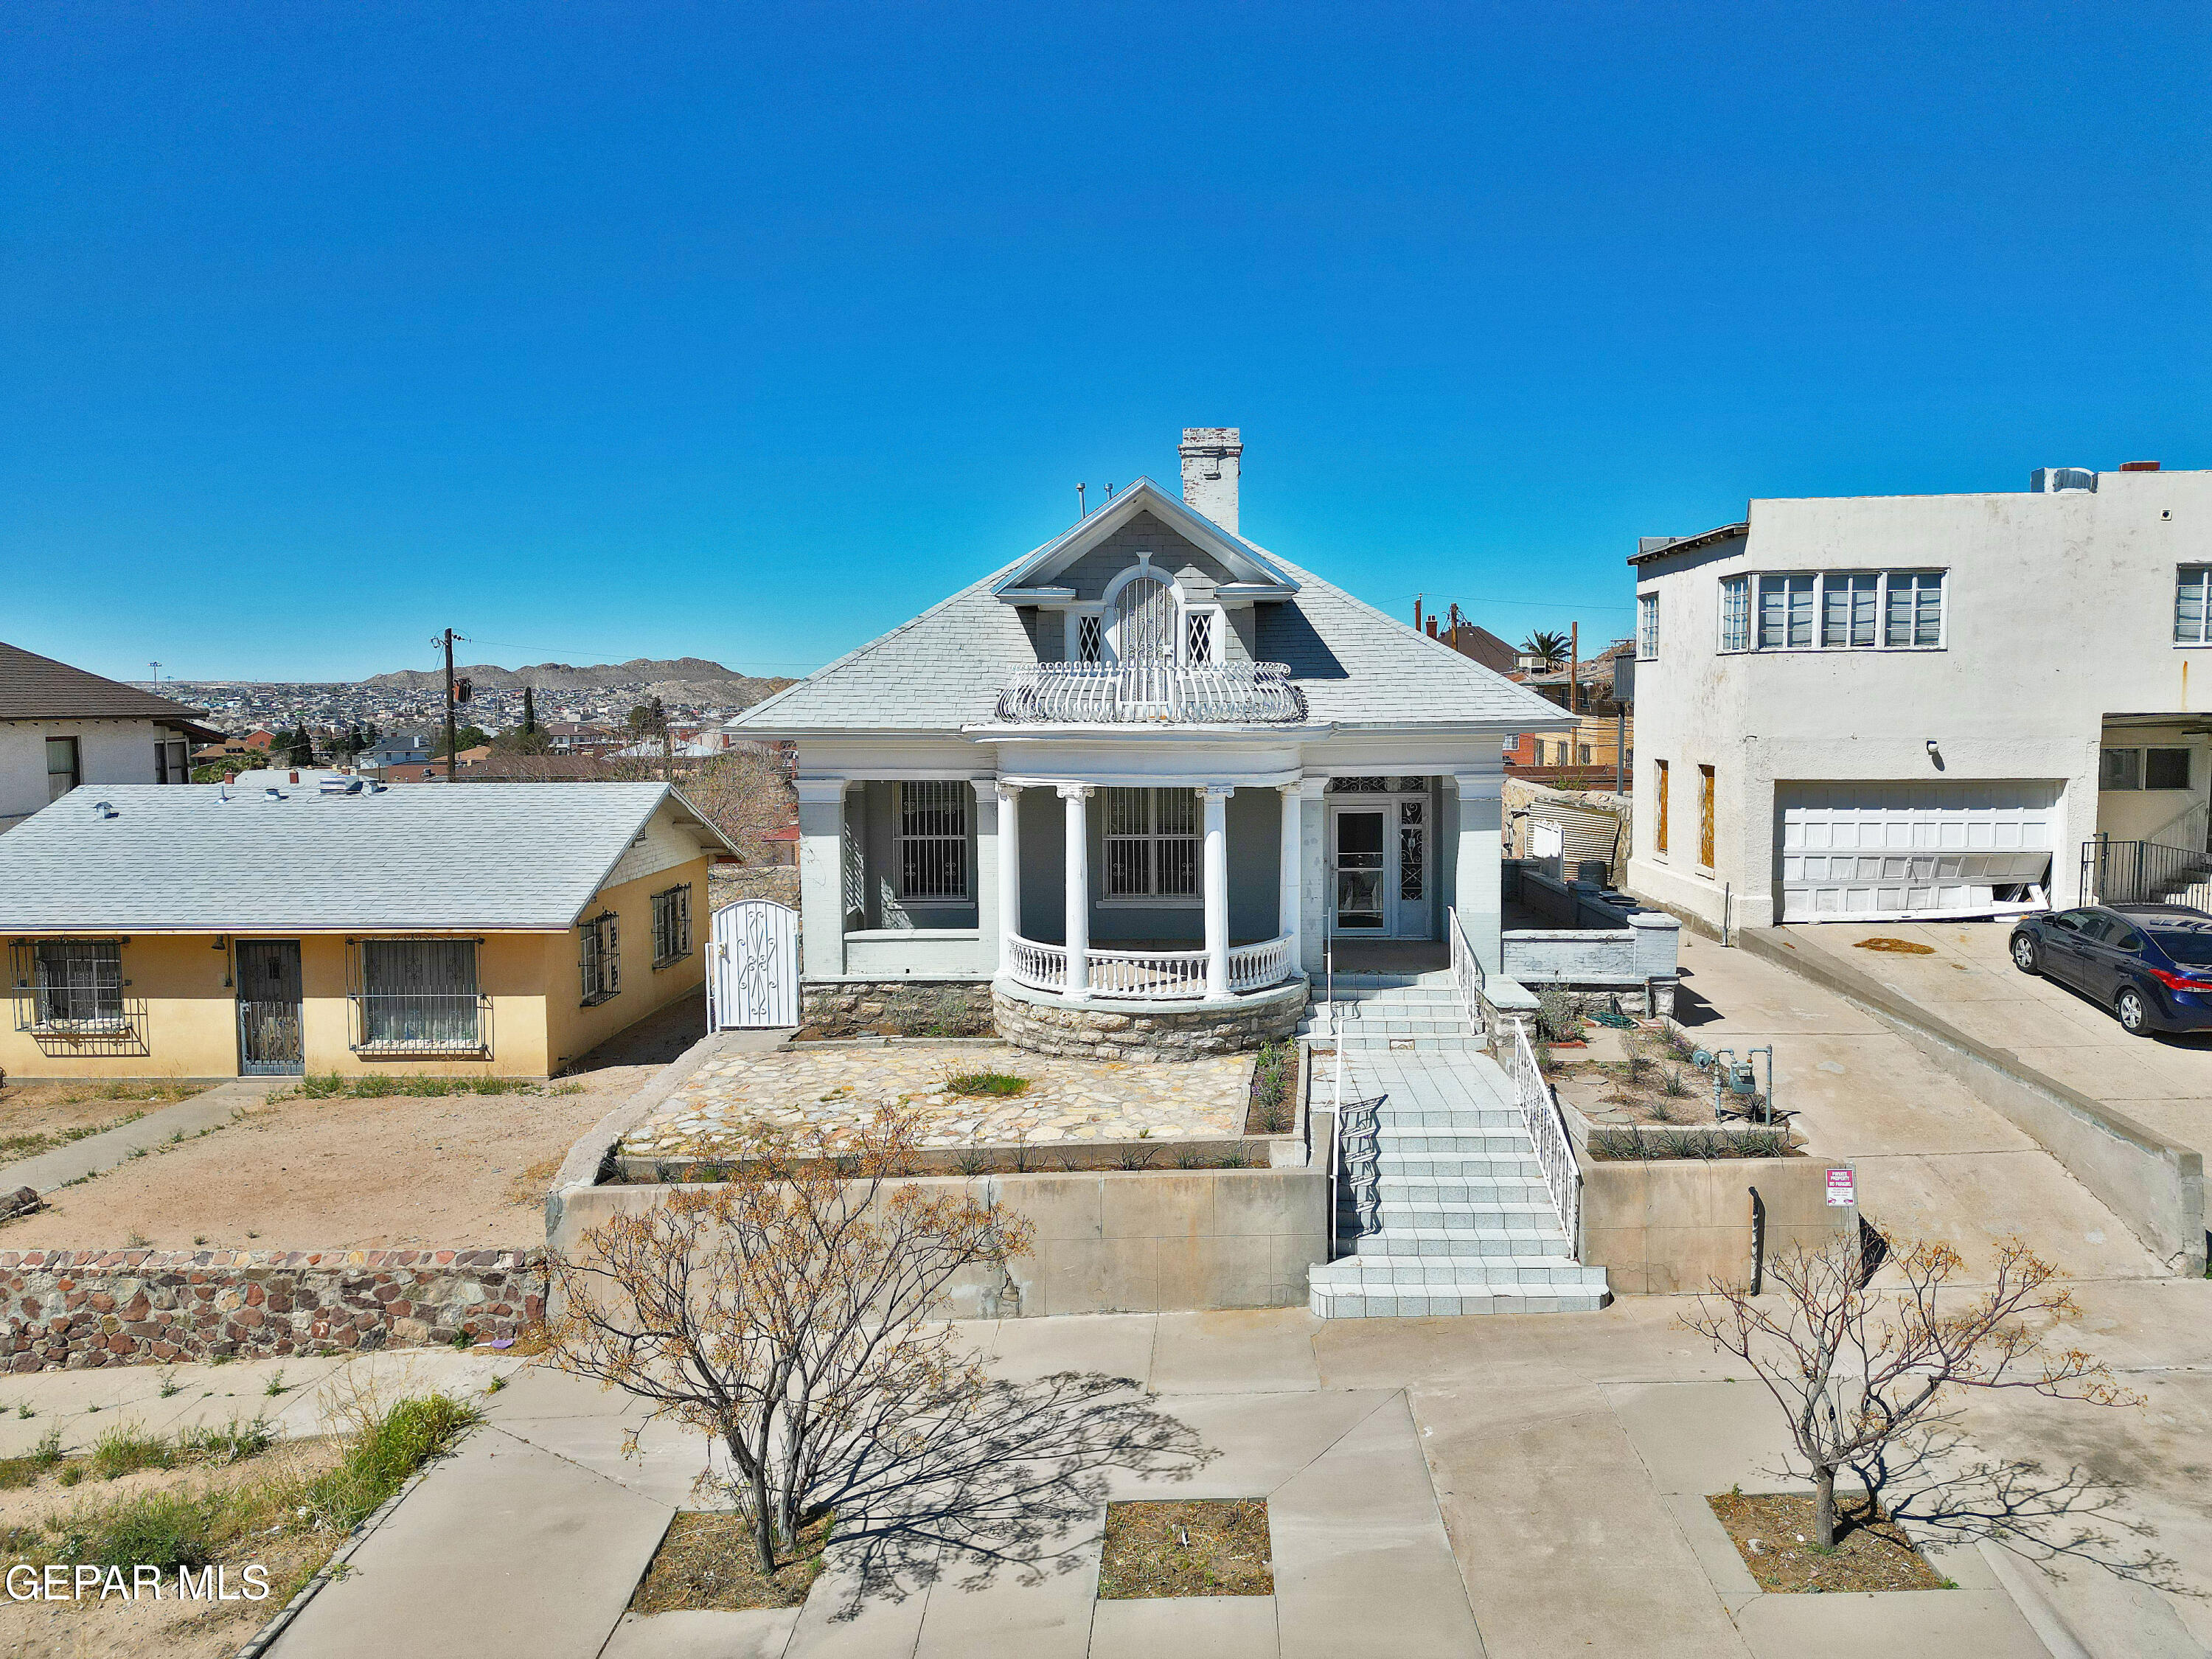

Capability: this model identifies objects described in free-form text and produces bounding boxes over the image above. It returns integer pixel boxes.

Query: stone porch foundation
[992,977,1307,1061]
[798,980,996,1040]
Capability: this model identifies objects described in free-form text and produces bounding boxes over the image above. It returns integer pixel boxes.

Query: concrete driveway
[1668,929,2168,1281]
[1763,917,2212,1174]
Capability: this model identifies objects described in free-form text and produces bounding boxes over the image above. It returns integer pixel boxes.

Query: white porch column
[795,778,853,981]
[1297,776,1328,977]
[1453,771,1504,973]
[993,782,1022,973]
[1059,784,1091,997]
[1203,785,1234,998]
[1276,782,1301,970]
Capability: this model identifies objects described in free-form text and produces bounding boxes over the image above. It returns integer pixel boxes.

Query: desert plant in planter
[546,1103,1034,1576]
[1682,1233,2184,1585]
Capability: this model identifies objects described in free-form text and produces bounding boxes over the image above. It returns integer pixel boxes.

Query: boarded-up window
[1699,765,1716,869]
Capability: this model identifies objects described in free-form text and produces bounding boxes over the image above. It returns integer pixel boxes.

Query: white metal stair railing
[1447,904,1484,1029]
[993,661,1307,725]
[1338,1093,1384,1239]
[1505,1018,1581,1251]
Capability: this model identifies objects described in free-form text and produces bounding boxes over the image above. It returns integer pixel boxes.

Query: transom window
[1739,571,1944,652]
[2177,568,2212,644]
[1104,787,1200,898]
[897,781,969,901]
[650,885,692,967]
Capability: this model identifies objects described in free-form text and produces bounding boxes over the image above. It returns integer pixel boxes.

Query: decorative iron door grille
[709,900,799,1029]
[235,940,305,1076]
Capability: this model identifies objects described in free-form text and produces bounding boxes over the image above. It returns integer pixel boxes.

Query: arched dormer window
[1093,557,1222,667]
[1113,573,1175,662]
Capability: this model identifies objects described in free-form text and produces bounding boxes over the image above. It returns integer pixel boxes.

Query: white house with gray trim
[728,428,1584,1053]
[1627,462,2212,934]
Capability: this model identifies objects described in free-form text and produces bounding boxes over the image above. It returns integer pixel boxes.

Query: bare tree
[546,1105,1037,1577]
[1683,1234,2146,1555]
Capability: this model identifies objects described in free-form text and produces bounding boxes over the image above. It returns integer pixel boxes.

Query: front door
[236,940,304,1075]
[1333,808,1388,931]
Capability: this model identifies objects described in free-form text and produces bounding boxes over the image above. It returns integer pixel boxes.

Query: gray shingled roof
[0,643,223,734]
[730,550,1571,734]
[0,782,731,932]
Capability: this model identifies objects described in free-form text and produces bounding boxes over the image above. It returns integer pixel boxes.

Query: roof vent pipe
[264,787,285,801]
[90,800,116,819]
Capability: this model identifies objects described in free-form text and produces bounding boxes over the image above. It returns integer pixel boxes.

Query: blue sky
[5,2,2207,684]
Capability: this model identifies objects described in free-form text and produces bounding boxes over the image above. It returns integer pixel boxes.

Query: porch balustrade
[1003,931,1296,1002]
[994,661,1306,725]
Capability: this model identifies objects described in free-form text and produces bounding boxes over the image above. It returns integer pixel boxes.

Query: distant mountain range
[361,658,795,706]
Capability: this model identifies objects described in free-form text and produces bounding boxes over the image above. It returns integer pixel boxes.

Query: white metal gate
[709,900,799,1029]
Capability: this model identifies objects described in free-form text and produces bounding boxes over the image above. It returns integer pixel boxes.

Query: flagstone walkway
[616,1041,1256,1158]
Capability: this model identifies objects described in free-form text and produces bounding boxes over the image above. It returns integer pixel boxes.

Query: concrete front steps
[1304,973,1608,1318]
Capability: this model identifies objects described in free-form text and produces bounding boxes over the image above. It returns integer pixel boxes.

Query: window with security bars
[651,885,692,967]
[580,913,621,1005]
[1399,801,1425,900]
[356,939,484,1051]
[1076,614,1103,662]
[1185,609,1215,664]
[1104,787,1200,898]
[2177,568,2212,645]
[897,781,969,901]
[18,940,123,1030]
[1718,576,1750,652]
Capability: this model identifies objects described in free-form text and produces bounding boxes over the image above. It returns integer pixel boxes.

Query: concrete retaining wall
[552,1166,1328,1318]
[1578,1155,1855,1295]
[1737,927,2207,1275]
[0,1249,543,1371]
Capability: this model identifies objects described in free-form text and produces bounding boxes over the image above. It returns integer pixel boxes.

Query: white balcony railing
[994,661,1306,725]
[1003,932,1298,1001]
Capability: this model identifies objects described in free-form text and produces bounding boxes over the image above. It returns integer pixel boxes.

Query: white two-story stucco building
[1627,462,2212,933]
[728,428,1579,1055]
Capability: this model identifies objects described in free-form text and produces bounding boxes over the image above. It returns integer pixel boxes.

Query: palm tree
[1519,630,1571,670]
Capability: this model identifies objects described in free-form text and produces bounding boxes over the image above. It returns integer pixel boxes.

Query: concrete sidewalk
[0,1077,274,1194]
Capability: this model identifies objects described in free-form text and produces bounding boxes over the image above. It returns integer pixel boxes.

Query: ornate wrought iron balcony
[993,661,1307,725]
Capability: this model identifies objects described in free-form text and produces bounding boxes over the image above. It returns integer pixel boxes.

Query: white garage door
[1777,782,2059,923]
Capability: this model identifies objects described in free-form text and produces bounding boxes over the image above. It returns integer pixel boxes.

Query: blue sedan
[2009,904,2212,1036]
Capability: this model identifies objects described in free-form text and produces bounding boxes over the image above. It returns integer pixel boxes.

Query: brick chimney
[1179,428,1242,532]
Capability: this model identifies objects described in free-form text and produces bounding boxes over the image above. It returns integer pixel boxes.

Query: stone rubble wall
[0,1249,544,1371]
[992,986,1306,1061]
[799,981,996,1040]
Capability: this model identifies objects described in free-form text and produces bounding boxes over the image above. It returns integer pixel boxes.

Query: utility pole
[434,629,466,784]
[1568,622,1580,771]
[147,661,162,683]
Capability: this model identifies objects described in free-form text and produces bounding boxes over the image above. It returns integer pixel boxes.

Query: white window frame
[1073,612,1104,662]
[1183,606,1222,666]
[1636,593,1660,660]
[896,780,970,902]
[1101,787,1201,905]
[2176,567,2212,646]
[1746,569,1945,653]
[1717,575,1750,653]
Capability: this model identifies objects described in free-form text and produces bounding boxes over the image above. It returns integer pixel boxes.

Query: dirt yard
[0,1080,210,1164]
[0,1001,704,1251]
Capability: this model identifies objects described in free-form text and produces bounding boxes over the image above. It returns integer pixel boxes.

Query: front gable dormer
[992,479,1297,667]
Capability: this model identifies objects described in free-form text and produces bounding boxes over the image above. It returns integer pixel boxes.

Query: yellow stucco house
[0,779,738,1080]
